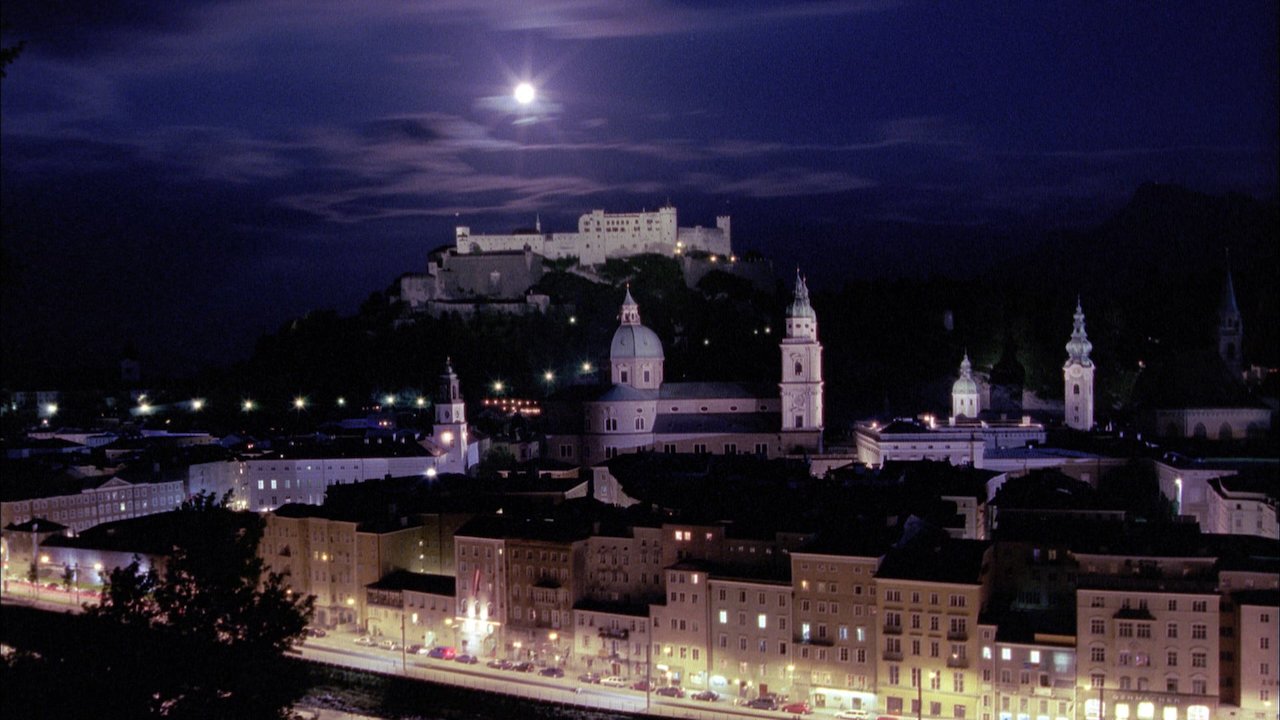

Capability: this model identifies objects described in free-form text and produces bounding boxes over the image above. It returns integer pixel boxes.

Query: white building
[454,206,731,266]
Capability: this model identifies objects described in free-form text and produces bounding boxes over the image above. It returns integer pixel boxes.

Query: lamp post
[400,606,409,673]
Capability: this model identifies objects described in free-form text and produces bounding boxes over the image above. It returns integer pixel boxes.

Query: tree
[1,492,315,719]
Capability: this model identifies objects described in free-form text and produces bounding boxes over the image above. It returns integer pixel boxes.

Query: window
[559,444,574,459]
[1167,622,1178,639]
[758,614,767,629]
[1192,600,1207,612]
[1167,651,1177,667]
[1192,624,1207,640]
[605,418,618,431]
[1191,652,1206,668]
[635,417,645,430]
[1090,647,1105,663]
[1091,619,1106,635]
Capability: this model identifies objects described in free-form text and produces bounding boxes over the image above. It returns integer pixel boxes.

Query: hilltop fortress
[396,205,768,317]
[454,205,731,266]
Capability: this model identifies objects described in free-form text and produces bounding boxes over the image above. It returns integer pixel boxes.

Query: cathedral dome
[952,353,978,395]
[952,374,978,396]
[610,288,664,361]
[610,324,664,360]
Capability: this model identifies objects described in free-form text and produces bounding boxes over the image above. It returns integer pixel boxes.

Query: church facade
[544,274,823,466]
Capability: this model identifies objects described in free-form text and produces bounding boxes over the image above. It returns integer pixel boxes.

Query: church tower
[433,358,469,472]
[1063,299,1095,431]
[951,352,980,419]
[1218,266,1243,378]
[780,270,823,449]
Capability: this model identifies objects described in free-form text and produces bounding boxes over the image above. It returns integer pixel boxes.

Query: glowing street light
[492,381,505,393]
[336,396,346,407]
[581,362,592,373]
[242,399,256,412]
[415,396,426,407]
[44,403,58,416]
[543,371,555,382]
[384,394,396,406]
[191,398,205,411]
[514,82,536,105]
[293,397,307,410]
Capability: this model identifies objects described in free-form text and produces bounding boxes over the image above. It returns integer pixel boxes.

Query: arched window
[643,370,651,384]
[794,361,803,376]
[1193,423,1207,439]
[1073,384,1080,395]
[1225,342,1236,360]
[620,369,629,384]
[635,417,645,431]
[1218,423,1233,441]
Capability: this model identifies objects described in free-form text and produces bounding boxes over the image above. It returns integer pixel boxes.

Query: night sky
[2,1,1276,377]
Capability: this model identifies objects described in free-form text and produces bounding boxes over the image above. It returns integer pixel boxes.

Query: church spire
[1218,254,1243,376]
[787,268,815,319]
[1064,297,1093,366]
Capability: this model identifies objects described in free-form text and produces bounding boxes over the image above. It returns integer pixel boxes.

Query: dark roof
[1078,573,1218,595]
[877,538,990,585]
[658,382,774,400]
[3,517,69,534]
[983,608,1077,644]
[652,412,779,434]
[1131,347,1261,409]
[1232,589,1280,608]
[367,570,455,596]
[43,509,257,558]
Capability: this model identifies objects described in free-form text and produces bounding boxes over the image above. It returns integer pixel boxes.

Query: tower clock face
[1068,367,1081,378]
[790,393,807,410]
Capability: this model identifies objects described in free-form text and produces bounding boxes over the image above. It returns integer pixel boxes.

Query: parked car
[353,636,375,647]
[630,679,655,691]
[577,672,602,684]
[656,686,685,698]
[781,701,813,715]
[692,690,721,702]
[487,659,514,670]
[406,644,426,655]
[599,676,628,687]
[834,710,869,720]
[454,654,478,664]
[539,667,565,678]
[427,646,456,660]
[305,627,327,638]
[745,697,779,710]
[378,639,401,651]
[511,661,536,673]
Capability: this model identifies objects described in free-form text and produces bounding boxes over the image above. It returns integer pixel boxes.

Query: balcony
[946,654,969,669]
[883,624,903,635]
[883,650,904,662]
[947,630,968,641]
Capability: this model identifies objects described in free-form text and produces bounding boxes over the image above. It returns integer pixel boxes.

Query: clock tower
[780,270,823,451]
[1063,299,1095,431]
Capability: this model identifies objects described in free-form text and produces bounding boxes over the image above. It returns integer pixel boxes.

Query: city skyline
[2,1,1278,375]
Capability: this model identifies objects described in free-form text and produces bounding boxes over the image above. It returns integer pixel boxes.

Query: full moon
[514,82,536,105]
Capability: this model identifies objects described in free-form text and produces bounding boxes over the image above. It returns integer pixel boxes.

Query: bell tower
[779,270,823,450]
[1063,299,1095,431]
[433,358,469,472]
